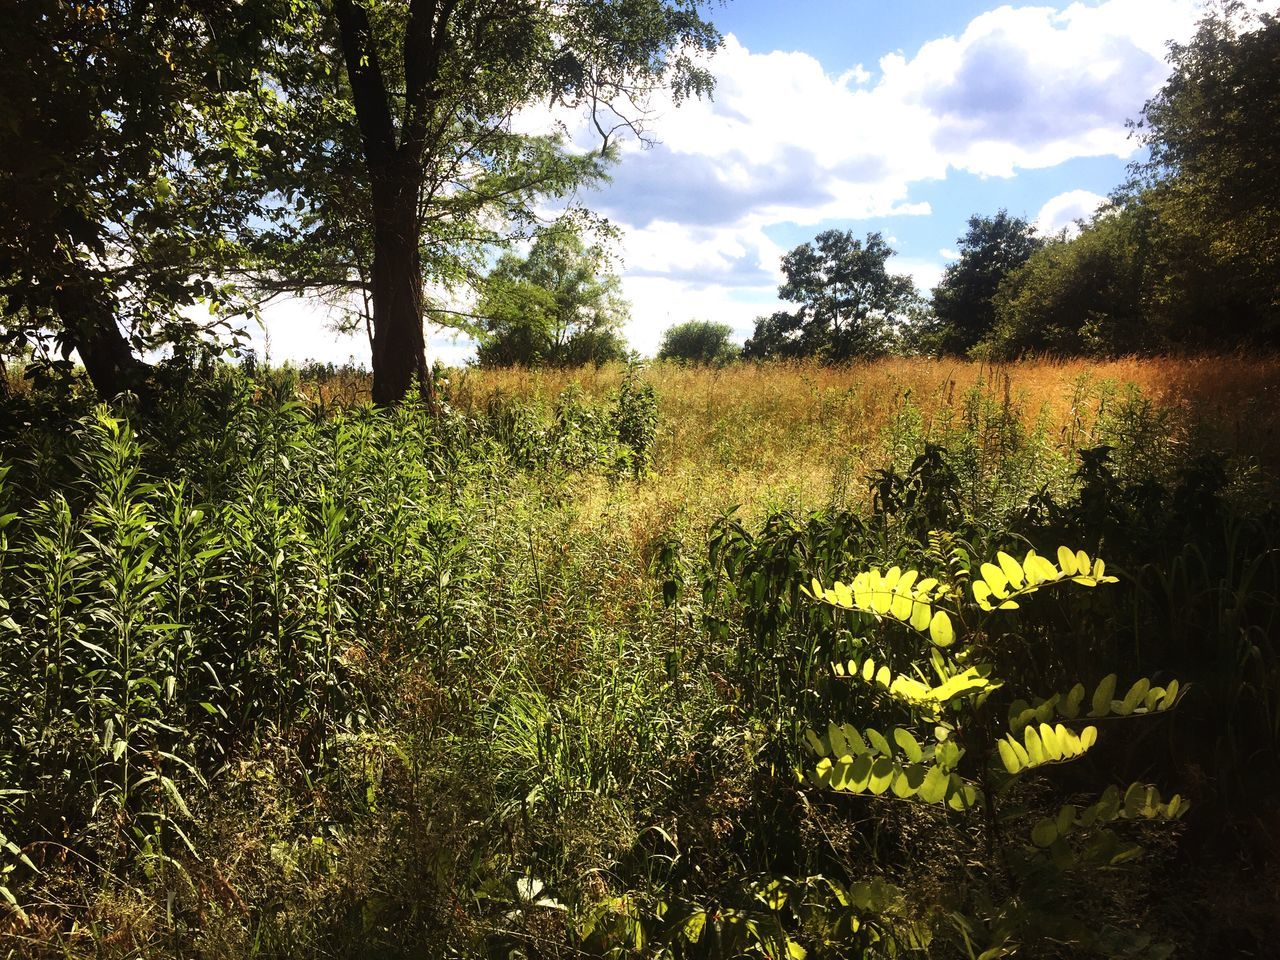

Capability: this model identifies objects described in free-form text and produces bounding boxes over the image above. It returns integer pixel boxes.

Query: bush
[657,320,738,366]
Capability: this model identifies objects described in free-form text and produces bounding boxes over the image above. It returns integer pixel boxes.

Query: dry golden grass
[446,356,1280,545]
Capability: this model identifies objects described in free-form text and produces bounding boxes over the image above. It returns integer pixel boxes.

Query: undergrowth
[0,360,1277,958]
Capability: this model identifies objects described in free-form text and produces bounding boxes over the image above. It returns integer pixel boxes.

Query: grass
[442,355,1280,548]
[1,355,1278,958]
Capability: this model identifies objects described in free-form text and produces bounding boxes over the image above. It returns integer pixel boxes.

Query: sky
[255,0,1224,366]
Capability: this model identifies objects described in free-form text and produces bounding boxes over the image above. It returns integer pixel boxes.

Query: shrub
[657,320,739,366]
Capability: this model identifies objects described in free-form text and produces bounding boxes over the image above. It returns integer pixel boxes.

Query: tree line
[730,5,1277,365]
[486,4,1279,369]
[2,3,1276,392]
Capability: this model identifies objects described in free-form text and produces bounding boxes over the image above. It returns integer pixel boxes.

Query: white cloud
[570,0,1202,348]
[262,0,1207,362]
[1035,188,1109,236]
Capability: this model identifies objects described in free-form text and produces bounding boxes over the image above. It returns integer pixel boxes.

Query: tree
[1130,2,1280,346]
[657,319,737,365]
[253,0,720,404]
[925,211,1042,355]
[982,5,1280,359]
[0,1,285,398]
[986,203,1156,358]
[474,225,629,367]
[743,231,918,361]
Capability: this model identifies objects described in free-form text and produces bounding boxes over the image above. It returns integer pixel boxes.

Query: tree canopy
[250,0,720,403]
[924,211,1043,356]
[0,0,721,401]
[473,225,630,368]
[978,4,1280,359]
[744,231,918,362]
[986,203,1155,357]
[657,320,738,365]
[0,1,288,397]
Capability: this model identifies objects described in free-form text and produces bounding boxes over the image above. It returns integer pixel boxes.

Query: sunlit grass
[442,355,1280,546]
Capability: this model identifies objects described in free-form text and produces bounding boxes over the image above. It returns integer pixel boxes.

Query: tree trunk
[332,0,440,409]
[76,317,147,400]
[369,178,435,408]
[56,283,149,400]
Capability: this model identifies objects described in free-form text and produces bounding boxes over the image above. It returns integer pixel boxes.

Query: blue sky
[260,0,1224,364]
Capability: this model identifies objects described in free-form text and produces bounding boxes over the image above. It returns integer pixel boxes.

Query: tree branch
[332,0,397,169]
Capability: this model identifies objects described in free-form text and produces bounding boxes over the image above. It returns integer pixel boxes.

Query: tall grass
[0,356,1277,957]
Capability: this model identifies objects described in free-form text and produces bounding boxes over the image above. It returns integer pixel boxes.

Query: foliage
[657,320,739,366]
[801,547,1188,956]
[2,359,1280,957]
[474,225,631,368]
[982,6,1280,359]
[612,366,659,478]
[1131,2,1280,346]
[0,0,287,396]
[921,211,1043,356]
[744,231,919,362]
[986,203,1156,358]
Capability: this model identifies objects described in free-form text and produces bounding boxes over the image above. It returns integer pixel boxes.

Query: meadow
[1,356,1278,958]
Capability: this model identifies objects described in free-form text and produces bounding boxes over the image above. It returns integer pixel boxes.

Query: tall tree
[926,210,1042,356]
[987,203,1156,358]
[255,0,720,404]
[743,231,917,361]
[1131,2,1280,346]
[474,224,629,367]
[0,1,284,397]
[982,4,1280,359]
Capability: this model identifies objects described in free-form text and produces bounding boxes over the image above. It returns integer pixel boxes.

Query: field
[1,356,1279,958]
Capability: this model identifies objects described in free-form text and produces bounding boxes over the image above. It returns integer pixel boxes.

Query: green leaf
[919,765,949,803]
[1090,674,1117,717]
[868,757,895,795]
[866,728,893,758]
[929,610,955,647]
[893,728,923,763]
[1062,682,1086,719]
[1031,818,1058,848]
[804,728,828,756]
[1118,678,1150,716]
[847,753,874,791]
[891,765,922,798]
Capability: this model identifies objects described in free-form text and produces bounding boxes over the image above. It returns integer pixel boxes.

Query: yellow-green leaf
[1090,674,1117,717]
[929,610,955,647]
[869,757,895,795]
[980,562,1010,597]
[997,739,1021,774]
[893,728,923,763]
[919,765,948,803]
[1057,546,1079,575]
[910,600,932,631]
[997,552,1025,589]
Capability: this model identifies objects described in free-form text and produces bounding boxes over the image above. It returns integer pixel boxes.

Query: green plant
[800,545,1188,956]
[612,366,658,478]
